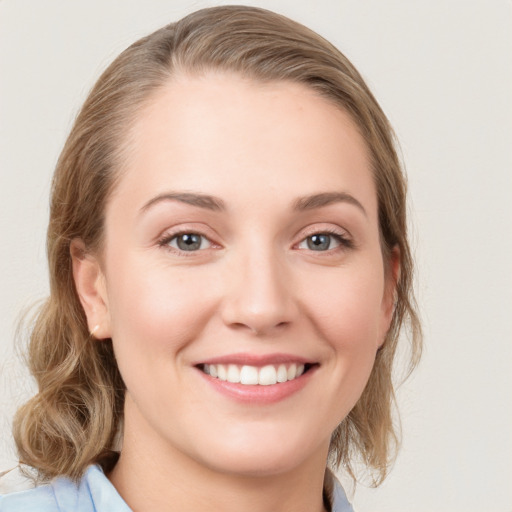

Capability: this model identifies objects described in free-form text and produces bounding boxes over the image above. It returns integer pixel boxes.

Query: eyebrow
[293,192,367,216]
[139,190,366,216]
[140,192,226,214]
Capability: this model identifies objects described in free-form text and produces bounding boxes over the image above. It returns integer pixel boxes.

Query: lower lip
[196,366,316,404]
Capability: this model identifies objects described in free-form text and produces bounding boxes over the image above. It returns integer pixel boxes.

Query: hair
[13,5,421,485]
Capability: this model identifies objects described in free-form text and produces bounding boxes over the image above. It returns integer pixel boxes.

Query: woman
[0,5,421,511]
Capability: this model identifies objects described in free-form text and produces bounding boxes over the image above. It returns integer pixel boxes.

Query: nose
[220,246,298,336]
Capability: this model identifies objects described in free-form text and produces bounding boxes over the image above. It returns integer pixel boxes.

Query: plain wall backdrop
[1,1,511,511]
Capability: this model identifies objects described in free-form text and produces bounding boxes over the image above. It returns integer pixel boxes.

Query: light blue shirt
[0,464,354,511]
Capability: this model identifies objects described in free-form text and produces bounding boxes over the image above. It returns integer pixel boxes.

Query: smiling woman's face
[75,72,396,477]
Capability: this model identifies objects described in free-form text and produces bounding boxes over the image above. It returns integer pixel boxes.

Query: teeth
[203,363,309,385]
[227,364,240,383]
[217,364,227,381]
[276,364,288,383]
[258,365,277,385]
[287,363,297,380]
[240,365,259,385]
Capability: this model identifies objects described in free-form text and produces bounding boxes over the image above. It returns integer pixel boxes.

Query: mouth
[197,362,317,386]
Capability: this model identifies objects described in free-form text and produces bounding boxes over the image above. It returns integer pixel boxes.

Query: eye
[297,233,346,251]
[165,233,212,252]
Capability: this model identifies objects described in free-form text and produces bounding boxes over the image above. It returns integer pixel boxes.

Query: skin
[72,72,397,512]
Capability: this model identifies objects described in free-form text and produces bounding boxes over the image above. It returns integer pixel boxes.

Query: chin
[192,428,328,478]
[204,451,308,478]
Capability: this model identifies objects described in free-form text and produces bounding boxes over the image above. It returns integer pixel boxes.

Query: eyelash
[157,231,215,257]
[157,228,353,256]
[297,228,354,252]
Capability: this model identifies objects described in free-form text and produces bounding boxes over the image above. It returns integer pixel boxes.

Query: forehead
[110,72,377,217]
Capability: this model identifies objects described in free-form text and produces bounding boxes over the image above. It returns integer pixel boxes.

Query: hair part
[13,5,421,484]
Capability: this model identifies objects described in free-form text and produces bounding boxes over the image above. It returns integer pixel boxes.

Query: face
[77,72,396,478]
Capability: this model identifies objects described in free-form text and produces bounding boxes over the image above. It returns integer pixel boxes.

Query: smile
[200,363,309,386]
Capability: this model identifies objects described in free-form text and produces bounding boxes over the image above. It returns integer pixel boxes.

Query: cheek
[310,270,383,333]
[105,255,214,355]
[291,261,386,425]
[299,259,386,367]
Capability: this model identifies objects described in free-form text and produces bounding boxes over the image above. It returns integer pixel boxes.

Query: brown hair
[13,5,421,485]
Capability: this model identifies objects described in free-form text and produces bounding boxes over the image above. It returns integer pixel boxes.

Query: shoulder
[0,465,130,512]
[327,470,355,512]
[0,482,59,512]
[0,476,72,512]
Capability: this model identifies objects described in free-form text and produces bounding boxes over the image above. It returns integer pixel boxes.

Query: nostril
[227,321,289,336]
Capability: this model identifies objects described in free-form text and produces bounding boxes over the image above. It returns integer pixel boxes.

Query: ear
[70,239,112,339]
[379,245,400,346]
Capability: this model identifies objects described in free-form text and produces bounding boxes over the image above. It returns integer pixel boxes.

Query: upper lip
[194,352,314,367]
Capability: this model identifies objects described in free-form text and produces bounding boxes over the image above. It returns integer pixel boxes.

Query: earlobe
[70,239,111,340]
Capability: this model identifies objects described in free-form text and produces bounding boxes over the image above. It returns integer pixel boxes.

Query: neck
[109,400,330,512]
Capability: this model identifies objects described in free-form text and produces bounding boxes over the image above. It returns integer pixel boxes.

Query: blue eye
[166,233,211,251]
[298,233,344,251]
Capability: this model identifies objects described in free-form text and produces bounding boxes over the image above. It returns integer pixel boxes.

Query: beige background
[1,1,511,510]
